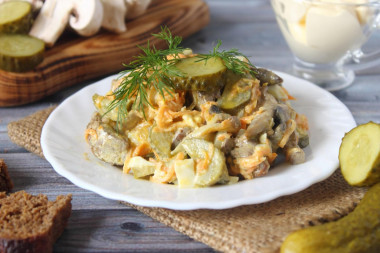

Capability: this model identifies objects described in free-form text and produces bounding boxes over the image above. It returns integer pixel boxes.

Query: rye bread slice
[0,159,13,193]
[0,191,72,253]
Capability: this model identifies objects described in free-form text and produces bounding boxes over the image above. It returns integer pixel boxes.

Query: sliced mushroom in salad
[85,28,309,187]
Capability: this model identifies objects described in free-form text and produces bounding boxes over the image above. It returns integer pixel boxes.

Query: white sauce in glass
[273,0,371,64]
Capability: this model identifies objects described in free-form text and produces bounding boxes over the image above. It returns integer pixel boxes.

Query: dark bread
[0,159,13,193]
[0,191,72,253]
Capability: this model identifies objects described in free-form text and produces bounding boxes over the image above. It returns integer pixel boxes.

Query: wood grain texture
[0,0,209,107]
[1,0,379,252]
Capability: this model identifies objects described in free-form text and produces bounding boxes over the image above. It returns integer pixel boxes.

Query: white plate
[41,72,356,210]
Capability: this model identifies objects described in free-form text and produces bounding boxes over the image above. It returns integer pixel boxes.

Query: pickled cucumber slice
[280,182,380,253]
[217,78,253,110]
[148,126,175,158]
[0,1,33,34]
[180,138,227,187]
[339,121,380,186]
[170,56,227,91]
[0,33,44,72]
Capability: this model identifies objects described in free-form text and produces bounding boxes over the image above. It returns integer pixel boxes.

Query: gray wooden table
[1,1,379,252]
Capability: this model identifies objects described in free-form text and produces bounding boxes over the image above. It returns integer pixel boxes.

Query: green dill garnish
[197,40,256,77]
[107,27,256,125]
[107,27,184,121]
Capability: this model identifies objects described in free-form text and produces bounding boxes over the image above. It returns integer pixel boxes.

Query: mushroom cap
[101,0,127,33]
[69,0,104,37]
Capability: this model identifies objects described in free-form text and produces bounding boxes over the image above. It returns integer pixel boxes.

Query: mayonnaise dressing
[273,0,371,64]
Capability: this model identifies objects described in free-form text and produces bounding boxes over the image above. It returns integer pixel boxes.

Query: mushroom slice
[101,0,127,33]
[69,0,103,37]
[86,113,129,166]
[29,0,74,46]
[124,0,151,19]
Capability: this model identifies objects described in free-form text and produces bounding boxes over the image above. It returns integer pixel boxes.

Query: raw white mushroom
[30,0,103,46]
[28,0,151,46]
[101,0,127,33]
[69,0,103,36]
[124,0,151,19]
[29,0,74,46]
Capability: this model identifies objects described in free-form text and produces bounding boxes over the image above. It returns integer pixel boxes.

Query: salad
[85,28,309,188]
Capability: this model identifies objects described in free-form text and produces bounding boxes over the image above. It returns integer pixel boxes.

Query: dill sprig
[107,27,183,122]
[107,27,256,126]
[197,40,256,77]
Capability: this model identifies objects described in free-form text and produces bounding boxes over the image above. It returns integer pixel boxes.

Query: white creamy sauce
[274,0,371,64]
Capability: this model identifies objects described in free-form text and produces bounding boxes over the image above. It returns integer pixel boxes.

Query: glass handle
[349,14,380,70]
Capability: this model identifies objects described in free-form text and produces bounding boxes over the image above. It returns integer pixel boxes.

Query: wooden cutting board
[0,0,209,107]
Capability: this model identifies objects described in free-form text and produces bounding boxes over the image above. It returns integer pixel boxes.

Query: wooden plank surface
[1,0,380,252]
[0,0,209,107]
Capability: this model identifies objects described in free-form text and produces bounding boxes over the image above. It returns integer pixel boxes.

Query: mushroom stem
[29,0,74,46]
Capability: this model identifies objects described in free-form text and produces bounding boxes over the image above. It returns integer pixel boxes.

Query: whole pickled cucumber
[0,33,44,72]
[281,183,380,253]
[169,56,227,91]
[0,1,33,34]
[339,122,380,186]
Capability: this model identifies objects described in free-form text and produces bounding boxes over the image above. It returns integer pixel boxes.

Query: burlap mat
[7,107,368,253]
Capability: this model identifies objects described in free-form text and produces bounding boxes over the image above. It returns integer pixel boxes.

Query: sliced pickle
[170,56,227,91]
[148,125,175,158]
[339,121,380,186]
[0,34,44,72]
[180,138,227,187]
[217,78,253,110]
[0,1,33,34]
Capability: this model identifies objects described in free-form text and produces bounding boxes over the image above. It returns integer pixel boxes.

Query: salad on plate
[84,27,309,188]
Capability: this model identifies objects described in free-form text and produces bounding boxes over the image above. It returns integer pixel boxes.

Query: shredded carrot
[227,156,240,176]
[243,79,260,116]
[217,133,228,141]
[132,143,151,157]
[240,115,254,127]
[196,144,214,174]
[240,106,264,126]
[235,155,266,179]
[150,161,176,184]
[233,142,274,179]
[240,119,247,130]
[282,86,295,100]
[267,153,278,164]
[84,129,97,142]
